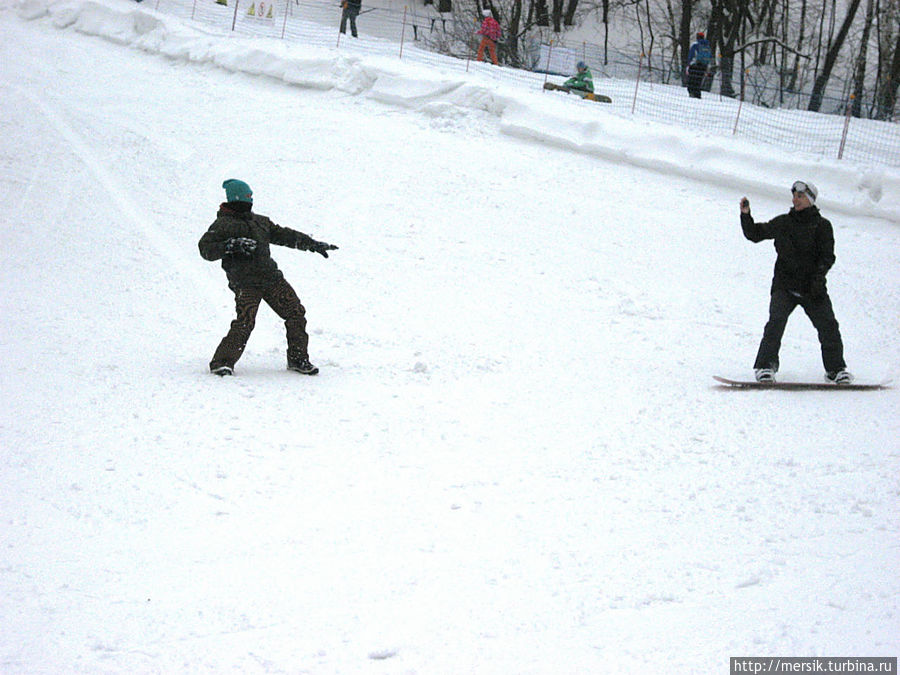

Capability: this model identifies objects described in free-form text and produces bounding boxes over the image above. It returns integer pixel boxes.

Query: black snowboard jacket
[199,203,319,289]
[740,206,836,296]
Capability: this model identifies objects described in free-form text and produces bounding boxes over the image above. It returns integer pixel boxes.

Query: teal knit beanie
[222,179,253,204]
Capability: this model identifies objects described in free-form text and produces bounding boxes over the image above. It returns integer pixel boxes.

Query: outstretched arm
[268,221,339,258]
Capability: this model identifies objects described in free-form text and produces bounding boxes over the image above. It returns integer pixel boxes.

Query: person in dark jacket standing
[686,32,712,98]
[199,179,338,377]
[739,181,852,384]
[340,0,361,38]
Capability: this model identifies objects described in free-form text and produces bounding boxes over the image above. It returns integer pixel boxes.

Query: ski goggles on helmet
[791,180,818,203]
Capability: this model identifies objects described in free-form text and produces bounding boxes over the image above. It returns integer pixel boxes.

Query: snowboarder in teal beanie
[222,178,253,204]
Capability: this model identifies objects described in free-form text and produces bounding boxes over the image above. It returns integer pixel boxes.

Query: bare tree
[851,0,876,116]
[808,0,863,111]
[678,0,698,79]
[878,30,900,119]
[564,0,580,25]
[711,0,746,98]
[786,0,809,91]
[552,0,564,30]
[873,0,899,119]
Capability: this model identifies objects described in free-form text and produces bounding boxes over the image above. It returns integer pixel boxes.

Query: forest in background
[421,0,899,119]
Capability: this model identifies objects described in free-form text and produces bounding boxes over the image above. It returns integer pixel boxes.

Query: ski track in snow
[0,2,898,673]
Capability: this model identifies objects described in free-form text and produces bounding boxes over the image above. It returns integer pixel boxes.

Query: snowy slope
[16,0,900,218]
[1,1,898,673]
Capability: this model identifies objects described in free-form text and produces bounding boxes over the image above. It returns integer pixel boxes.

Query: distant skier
[686,32,712,98]
[739,181,852,384]
[198,179,338,377]
[340,0,361,38]
[562,61,594,94]
[475,7,501,65]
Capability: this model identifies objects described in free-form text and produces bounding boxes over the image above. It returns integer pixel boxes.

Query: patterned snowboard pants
[210,277,309,371]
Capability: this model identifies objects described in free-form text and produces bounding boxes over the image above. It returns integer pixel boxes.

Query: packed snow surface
[1,0,898,672]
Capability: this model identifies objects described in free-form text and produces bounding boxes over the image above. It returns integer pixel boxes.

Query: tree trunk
[602,0,609,64]
[813,0,828,76]
[534,0,549,27]
[710,0,742,98]
[852,0,875,116]
[563,0,578,26]
[787,0,808,91]
[679,0,695,83]
[507,0,523,66]
[552,0,563,31]
[756,0,777,64]
[875,29,900,119]
[643,0,655,62]
[808,0,863,111]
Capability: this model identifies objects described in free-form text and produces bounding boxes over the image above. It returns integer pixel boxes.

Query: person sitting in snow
[739,181,852,384]
[562,61,594,93]
[475,6,501,65]
[198,179,338,377]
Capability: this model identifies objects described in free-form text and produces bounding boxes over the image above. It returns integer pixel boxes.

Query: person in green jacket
[198,179,338,377]
[562,61,593,93]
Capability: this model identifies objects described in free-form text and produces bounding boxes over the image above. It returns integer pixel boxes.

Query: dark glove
[224,237,257,257]
[809,274,827,300]
[309,240,339,258]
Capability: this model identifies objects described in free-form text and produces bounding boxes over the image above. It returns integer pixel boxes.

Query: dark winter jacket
[741,206,836,296]
[199,203,318,289]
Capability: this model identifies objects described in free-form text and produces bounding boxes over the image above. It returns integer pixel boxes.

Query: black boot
[288,358,319,375]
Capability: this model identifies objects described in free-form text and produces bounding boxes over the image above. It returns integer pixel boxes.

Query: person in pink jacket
[475,7,501,65]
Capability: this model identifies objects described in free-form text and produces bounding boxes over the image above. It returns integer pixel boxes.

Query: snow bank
[16,0,900,224]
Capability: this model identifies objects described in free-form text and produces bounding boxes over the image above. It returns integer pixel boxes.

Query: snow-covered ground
[1,0,898,672]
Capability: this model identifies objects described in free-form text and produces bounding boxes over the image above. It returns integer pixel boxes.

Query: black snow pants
[754,288,847,374]
[686,63,707,98]
[340,6,359,37]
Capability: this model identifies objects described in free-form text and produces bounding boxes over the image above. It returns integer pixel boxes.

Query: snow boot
[288,358,319,375]
[754,368,776,383]
[825,369,853,384]
[211,365,234,377]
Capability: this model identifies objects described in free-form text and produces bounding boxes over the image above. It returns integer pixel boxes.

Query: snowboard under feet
[713,375,891,391]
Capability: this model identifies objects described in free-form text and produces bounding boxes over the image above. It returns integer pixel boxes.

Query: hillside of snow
[1,0,898,672]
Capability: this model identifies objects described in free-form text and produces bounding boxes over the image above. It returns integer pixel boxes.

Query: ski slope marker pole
[733,69,747,135]
[543,40,554,88]
[631,52,643,115]
[838,95,853,160]
[399,5,408,59]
